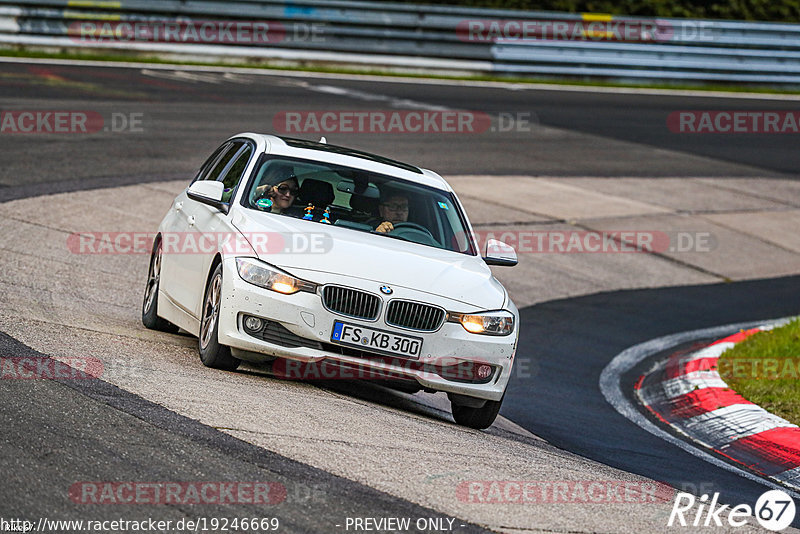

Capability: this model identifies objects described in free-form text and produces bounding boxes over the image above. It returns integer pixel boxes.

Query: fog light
[476,364,492,379]
[244,316,263,332]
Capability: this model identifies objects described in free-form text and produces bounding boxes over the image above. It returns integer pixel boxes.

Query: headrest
[349,194,379,216]
[299,178,335,207]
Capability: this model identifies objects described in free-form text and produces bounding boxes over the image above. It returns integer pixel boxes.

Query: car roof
[232,133,451,191]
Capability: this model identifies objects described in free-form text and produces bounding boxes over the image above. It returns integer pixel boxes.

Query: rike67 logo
[668,490,796,531]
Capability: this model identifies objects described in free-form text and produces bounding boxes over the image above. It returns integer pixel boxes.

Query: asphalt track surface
[2,59,800,531]
[1,60,799,196]
[0,333,487,533]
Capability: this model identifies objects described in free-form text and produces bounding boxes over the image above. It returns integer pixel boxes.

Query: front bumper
[216,257,517,401]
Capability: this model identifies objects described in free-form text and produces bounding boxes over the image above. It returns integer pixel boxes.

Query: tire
[451,394,504,430]
[198,263,240,371]
[142,238,179,333]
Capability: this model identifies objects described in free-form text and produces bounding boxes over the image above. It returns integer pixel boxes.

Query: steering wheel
[388,222,439,246]
[390,222,433,236]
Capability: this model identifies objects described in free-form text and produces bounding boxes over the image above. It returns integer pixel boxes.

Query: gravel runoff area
[2,174,798,532]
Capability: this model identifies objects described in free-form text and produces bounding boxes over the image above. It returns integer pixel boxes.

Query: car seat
[298,178,335,220]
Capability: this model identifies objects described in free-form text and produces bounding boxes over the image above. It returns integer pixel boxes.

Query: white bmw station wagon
[143,133,519,429]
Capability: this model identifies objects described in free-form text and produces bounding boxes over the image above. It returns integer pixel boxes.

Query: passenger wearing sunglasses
[254,177,300,215]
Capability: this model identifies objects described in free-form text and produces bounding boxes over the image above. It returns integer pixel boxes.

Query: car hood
[231,209,507,310]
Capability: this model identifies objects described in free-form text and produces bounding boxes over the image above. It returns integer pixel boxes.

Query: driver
[374,194,409,233]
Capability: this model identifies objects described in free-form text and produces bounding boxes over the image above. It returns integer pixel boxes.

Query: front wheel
[142,238,178,333]
[451,394,504,430]
[198,263,240,371]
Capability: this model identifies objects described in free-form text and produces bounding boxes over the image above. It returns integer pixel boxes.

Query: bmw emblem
[380,285,393,295]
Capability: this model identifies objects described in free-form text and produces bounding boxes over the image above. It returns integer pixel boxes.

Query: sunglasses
[276,184,299,196]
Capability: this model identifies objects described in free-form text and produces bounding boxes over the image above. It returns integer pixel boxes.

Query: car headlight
[447,310,514,336]
[235,258,317,295]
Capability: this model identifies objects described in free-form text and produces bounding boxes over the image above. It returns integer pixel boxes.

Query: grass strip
[717,319,800,426]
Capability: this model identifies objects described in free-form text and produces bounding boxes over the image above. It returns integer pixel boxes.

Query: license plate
[331,321,422,360]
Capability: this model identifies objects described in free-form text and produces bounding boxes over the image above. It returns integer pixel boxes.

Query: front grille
[322,285,380,320]
[385,300,445,331]
[243,317,322,350]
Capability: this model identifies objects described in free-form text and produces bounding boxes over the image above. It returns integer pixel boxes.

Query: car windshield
[243,156,474,255]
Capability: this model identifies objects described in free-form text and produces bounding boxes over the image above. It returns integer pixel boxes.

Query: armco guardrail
[0,0,799,85]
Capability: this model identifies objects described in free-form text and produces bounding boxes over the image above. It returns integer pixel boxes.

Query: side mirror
[187,181,229,214]
[483,239,517,266]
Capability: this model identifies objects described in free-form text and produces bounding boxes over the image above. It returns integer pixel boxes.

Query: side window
[194,142,231,183]
[204,141,244,182]
[219,144,253,203]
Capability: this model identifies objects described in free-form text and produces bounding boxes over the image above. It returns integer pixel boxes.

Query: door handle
[175,201,183,211]
[187,215,195,226]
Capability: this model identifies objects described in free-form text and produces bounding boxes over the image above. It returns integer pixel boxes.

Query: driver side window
[194,142,231,183]
[219,144,253,203]
[204,142,243,182]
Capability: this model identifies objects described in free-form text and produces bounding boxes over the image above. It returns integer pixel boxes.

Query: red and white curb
[636,326,800,490]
